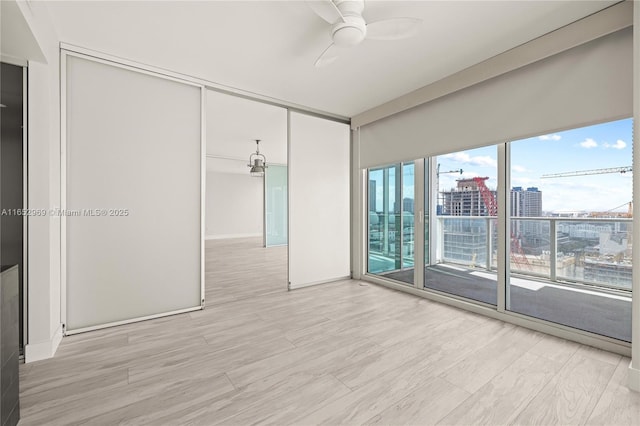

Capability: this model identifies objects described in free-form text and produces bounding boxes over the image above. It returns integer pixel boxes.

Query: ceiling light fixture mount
[331,1,366,47]
[248,139,267,177]
[307,0,422,67]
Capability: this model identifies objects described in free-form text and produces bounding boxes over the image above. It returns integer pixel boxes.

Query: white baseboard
[629,361,640,392]
[205,233,261,240]
[25,323,63,363]
[289,276,351,290]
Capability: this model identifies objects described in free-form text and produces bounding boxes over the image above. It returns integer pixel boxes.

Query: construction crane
[436,163,463,177]
[472,177,532,270]
[541,166,633,218]
[541,166,632,179]
[541,166,633,266]
[590,201,633,218]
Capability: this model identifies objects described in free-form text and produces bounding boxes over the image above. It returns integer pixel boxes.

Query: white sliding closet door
[288,112,350,289]
[64,53,203,332]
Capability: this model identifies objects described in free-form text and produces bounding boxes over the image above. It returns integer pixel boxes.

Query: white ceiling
[1,0,46,62]
[43,0,618,118]
[206,89,288,174]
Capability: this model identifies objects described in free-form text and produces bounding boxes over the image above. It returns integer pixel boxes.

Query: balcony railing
[437,216,632,292]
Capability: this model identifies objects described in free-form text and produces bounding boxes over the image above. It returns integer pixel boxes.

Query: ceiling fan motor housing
[332,0,367,47]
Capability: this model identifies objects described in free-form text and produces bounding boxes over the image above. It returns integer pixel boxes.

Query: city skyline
[438,118,633,213]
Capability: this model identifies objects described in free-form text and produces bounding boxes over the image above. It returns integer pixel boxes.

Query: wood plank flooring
[19,237,640,425]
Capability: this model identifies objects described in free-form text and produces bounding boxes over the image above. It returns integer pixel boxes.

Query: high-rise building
[441,178,495,216]
[511,187,544,253]
[393,197,415,214]
[440,179,495,264]
[403,197,415,214]
[510,187,542,217]
[439,181,546,263]
[368,180,377,212]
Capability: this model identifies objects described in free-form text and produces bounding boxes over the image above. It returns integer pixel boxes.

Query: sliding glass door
[367,163,414,284]
[401,163,415,270]
[368,165,400,274]
[364,118,632,343]
[424,146,498,305]
[507,119,633,342]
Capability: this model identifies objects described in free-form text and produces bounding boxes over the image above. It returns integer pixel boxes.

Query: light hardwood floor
[20,237,640,425]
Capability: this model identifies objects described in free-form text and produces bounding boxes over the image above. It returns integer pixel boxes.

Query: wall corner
[24,323,62,363]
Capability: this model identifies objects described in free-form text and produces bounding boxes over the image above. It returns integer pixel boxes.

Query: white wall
[3,1,64,362]
[205,169,263,239]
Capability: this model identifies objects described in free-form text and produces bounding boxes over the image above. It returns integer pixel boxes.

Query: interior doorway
[203,89,289,302]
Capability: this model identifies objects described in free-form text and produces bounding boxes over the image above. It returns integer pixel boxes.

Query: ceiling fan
[307,0,422,67]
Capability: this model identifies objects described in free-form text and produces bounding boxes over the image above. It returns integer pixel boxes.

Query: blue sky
[437,118,633,213]
[370,118,633,213]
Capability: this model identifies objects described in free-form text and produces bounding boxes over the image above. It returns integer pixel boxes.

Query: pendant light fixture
[248,139,267,177]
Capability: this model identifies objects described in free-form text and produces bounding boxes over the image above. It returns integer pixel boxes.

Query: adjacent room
[204,90,289,303]
[1,0,640,425]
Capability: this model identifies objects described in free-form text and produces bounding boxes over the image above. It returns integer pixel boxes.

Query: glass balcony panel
[425,216,496,305]
[509,219,550,278]
[441,217,488,267]
[555,220,632,291]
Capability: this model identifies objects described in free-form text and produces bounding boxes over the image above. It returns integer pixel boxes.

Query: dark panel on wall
[1,62,23,426]
[0,266,19,426]
[0,62,24,352]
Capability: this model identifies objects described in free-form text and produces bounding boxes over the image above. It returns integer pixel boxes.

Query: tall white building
[510,187,542,217]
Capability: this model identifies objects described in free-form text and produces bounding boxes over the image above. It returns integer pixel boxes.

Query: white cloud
[615,139,627,149]
[443,152,471,162]
[472,156,498,168]
[512,165,527,173]
[579,138,598,149]
[603,139,627,150]
[442,152,497,168]
[539,134,561,141]
[511,177,537,186]
[537,177,632,212]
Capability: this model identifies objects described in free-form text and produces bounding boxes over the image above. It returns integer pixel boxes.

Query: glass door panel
[368,165,400,274]
[507,118,633,342]
[402,163,415,269]
[425,146,498,305]
[265,165,287,247]
[367,163,415,285]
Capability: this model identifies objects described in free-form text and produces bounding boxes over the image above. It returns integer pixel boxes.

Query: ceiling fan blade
[306,0,345,24]
[366,17,422,40]
[314,43,342,67]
